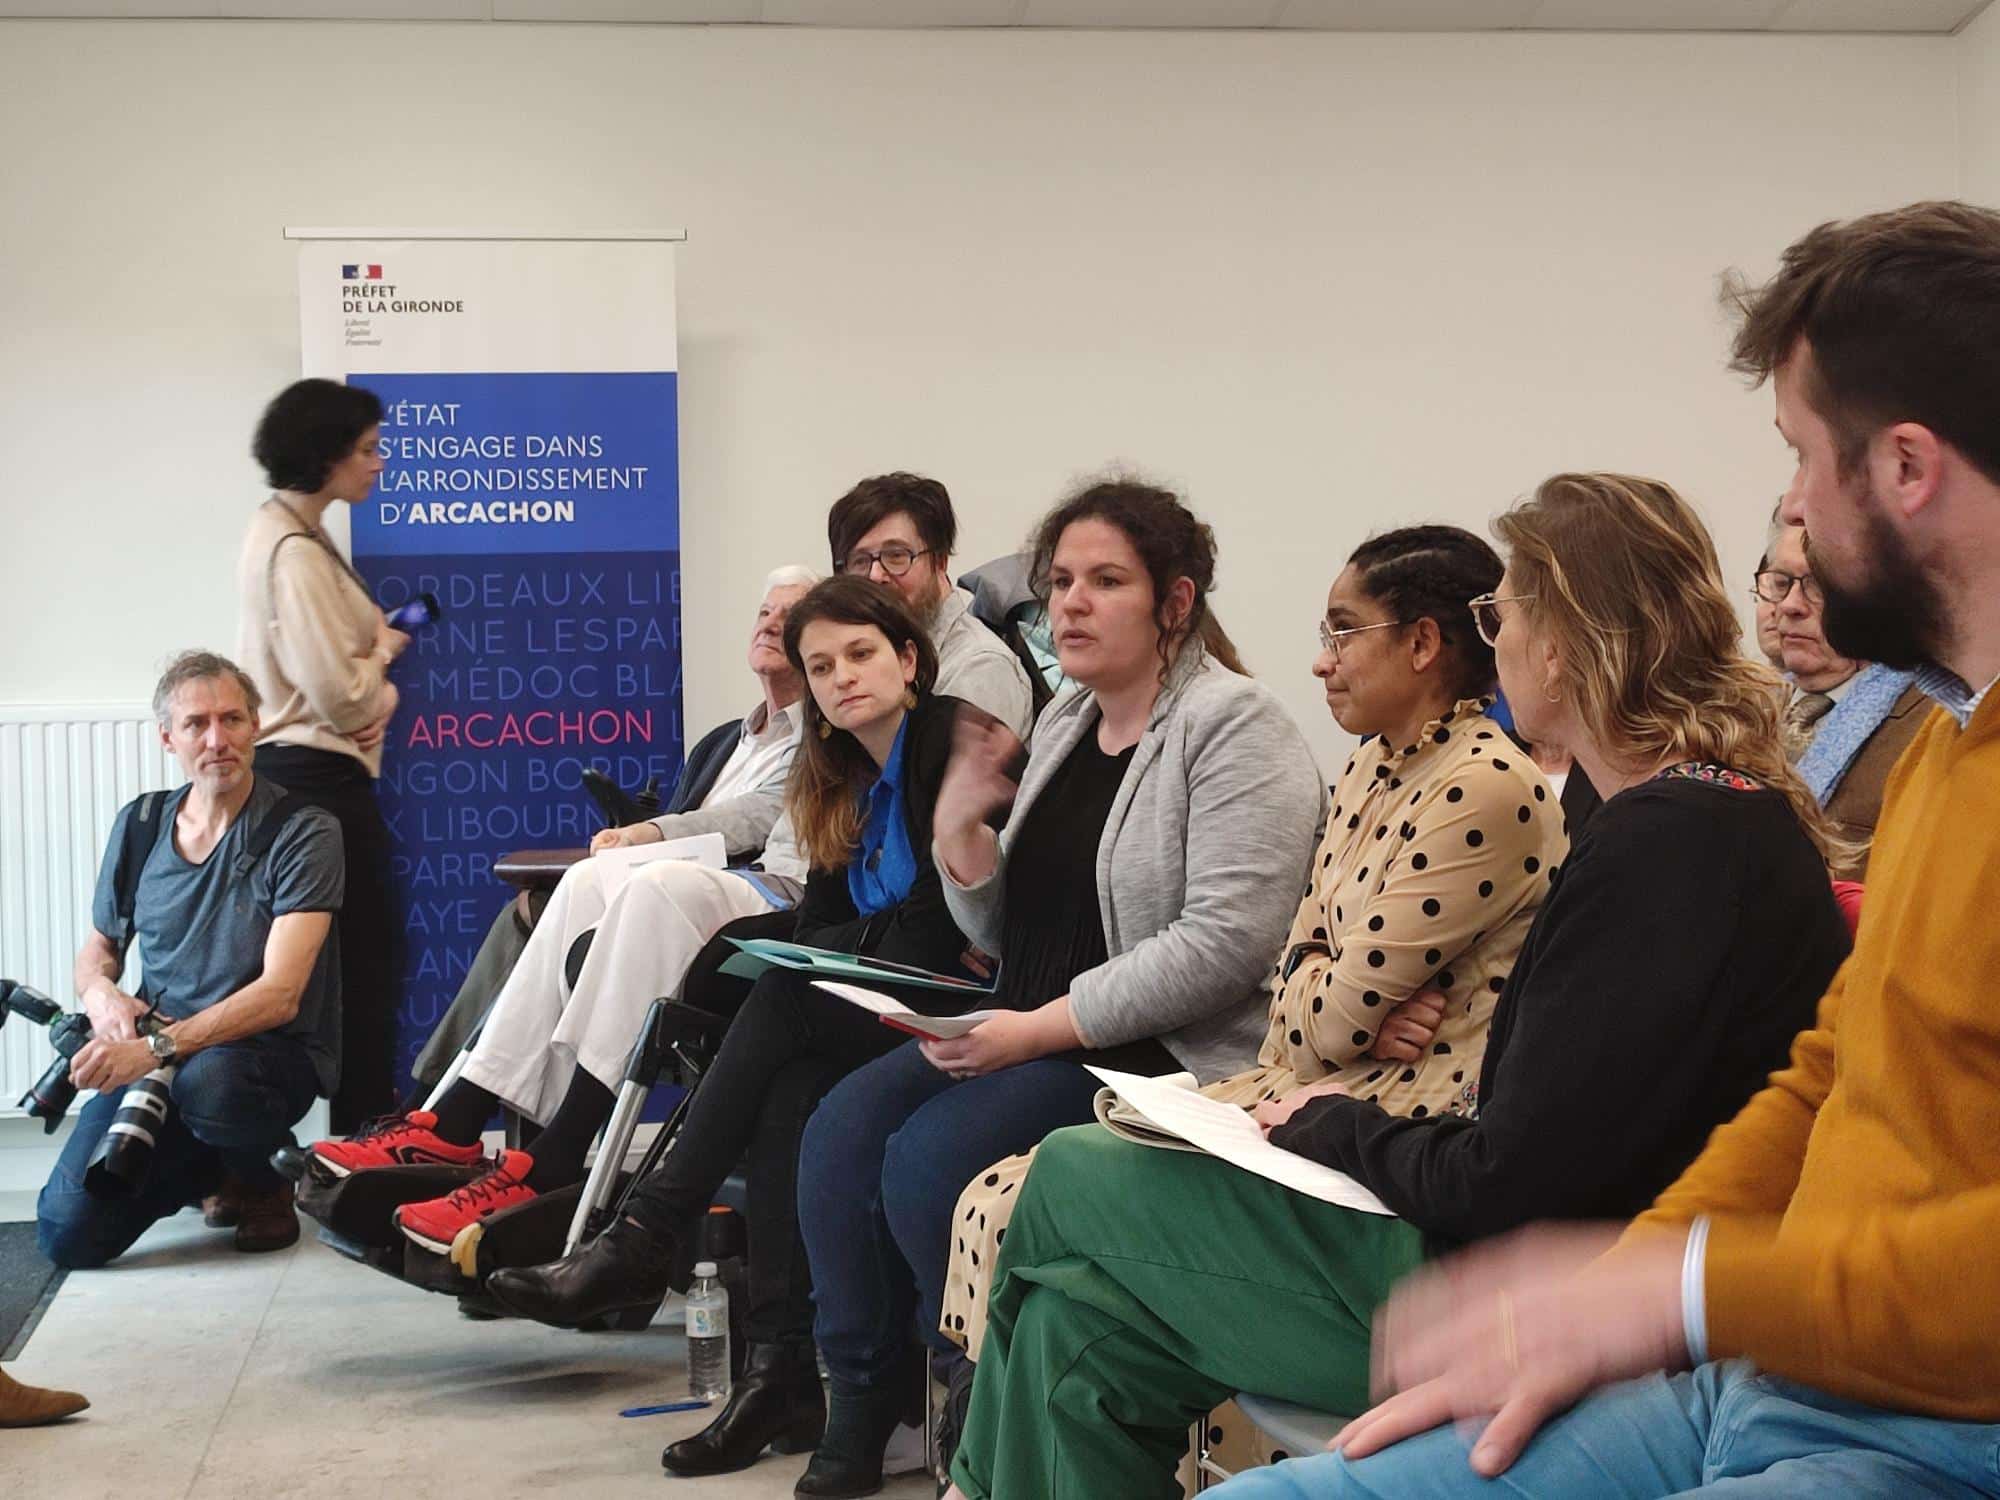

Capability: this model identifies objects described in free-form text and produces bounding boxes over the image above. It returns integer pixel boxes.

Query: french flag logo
[341,263,384,279]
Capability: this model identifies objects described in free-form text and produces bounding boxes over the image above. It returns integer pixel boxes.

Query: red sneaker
[309,1111,488,1179]
[395,1150,538,1256]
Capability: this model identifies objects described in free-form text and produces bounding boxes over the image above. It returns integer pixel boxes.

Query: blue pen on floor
[620,1399,712,1418]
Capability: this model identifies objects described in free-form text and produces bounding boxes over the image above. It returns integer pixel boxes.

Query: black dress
[993,732,1174,1073]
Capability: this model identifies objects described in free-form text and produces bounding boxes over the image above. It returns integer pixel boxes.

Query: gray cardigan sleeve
[1067,686,1323,1052]
[647,743,798,861]
[648,782,786,862]
[938,834,1008,957]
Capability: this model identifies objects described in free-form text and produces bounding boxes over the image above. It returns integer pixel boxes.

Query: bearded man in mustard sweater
[1211,202,2000,1500]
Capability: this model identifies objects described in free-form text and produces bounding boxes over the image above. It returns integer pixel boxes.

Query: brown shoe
[0,1366,89,1427]
[234,1181,300,1253]
[202,1175,246,1229]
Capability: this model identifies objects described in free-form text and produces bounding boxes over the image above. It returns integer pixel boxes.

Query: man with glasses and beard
[826,472,1034,742]
[1230,201,2000,1500]
[1752,521,1930,878]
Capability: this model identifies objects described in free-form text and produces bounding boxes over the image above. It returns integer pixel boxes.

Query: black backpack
[105,788,312,955]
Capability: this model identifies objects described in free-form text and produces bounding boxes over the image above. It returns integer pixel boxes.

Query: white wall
[0,19,1962,773]
[1961,1,2000,202]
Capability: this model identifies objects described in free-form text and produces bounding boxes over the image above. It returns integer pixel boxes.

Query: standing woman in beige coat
[237,378,405,1131]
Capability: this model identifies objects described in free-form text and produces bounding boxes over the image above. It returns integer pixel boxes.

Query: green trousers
[950,1124,1428,1500]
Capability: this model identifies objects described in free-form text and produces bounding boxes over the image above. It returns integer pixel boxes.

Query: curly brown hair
[1027,477,1246,681]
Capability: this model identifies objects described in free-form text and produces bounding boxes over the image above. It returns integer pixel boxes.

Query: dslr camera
[1,978,88,1131]
[2,977,176,1196]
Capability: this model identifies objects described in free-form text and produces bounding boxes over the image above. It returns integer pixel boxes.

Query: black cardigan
[789,691,972,976]
[1269,774,1851,1246]
[669,717,744,816]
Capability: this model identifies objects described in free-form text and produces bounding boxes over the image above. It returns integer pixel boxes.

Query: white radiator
[0,705,181,1115]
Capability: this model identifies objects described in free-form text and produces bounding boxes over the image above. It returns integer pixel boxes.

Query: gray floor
[4,1209,936,1500]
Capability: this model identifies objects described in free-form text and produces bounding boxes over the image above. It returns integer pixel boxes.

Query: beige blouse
[236,496,394,775]
[1202,699,1570,1120]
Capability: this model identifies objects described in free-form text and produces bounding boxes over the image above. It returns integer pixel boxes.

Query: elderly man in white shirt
[315,566,823,1193]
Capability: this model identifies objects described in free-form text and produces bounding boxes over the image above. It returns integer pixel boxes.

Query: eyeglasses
[837,545,932,579]
[1468,592,1536,648]
[1751,569,1822,607]
[1317,617,1410,662]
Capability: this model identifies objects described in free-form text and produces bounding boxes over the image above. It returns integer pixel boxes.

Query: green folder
[719,937,996,996]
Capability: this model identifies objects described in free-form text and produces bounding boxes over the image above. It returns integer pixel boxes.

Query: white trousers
[457,857,775,1123]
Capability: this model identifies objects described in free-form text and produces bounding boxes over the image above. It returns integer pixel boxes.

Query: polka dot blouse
[1202,698,1570,1122]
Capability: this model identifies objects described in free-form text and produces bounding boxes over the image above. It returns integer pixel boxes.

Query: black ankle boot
[932,1349,977,1486]
[661,1341,824,1477]
[794,1375,917,1499]
[484,1217,672,1329]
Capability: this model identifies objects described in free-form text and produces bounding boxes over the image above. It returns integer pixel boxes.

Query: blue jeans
[797,1042,1110,1386]
[1211,1361,2000,1499]
[37,1036,320,1269]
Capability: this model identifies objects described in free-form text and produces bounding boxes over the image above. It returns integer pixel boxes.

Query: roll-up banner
[293,230,684,1085]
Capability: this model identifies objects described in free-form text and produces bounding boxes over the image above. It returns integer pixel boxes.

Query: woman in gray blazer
[788,480,1325,1496]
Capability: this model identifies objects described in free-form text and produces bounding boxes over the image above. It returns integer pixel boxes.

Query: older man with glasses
[1751,521,1930,878]
[1747,500,1790,671]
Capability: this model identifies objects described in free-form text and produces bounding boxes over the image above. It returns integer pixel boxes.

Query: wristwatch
[146,1030,178,1066]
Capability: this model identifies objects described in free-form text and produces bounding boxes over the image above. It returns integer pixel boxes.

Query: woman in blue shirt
[484,577,976,1439]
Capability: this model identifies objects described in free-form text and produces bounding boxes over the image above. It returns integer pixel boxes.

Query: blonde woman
[948,474,1853,1500]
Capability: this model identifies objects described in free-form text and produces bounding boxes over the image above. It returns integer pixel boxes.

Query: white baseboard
[0,1114,77,1196]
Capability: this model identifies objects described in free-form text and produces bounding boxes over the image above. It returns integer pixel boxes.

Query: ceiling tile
[761,0,1022,24]
[1526,0,1786,28]
[1020,0,1284,25]
[1767,0,1980,30]
[492,0,757,17]
[1273,0,1540,29]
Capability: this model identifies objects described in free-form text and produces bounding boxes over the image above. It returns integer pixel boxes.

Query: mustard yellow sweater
[1632,689,2000,1418]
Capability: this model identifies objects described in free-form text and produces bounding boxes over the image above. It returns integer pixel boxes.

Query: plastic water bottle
[686,1261,730,1401]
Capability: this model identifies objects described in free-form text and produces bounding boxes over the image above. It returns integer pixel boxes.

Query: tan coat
[236,497,393,775]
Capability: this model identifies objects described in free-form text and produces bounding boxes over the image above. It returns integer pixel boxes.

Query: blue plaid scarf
[1796,663,1917,805]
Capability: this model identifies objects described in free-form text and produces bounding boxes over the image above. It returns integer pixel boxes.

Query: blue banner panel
[351,371,679,558]
[345,365,681,1090]
[356,549,683,1085]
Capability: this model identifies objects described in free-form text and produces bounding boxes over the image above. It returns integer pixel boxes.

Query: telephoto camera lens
[20,1011,92,1132]
[83,1066,177,1197]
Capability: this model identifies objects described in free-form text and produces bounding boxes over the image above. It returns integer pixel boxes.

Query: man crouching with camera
[35,651,344,1267]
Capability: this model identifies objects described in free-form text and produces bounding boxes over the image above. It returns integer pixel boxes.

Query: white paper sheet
[1086,1067,1395,1216]
[591,831,727,904]
[812,981,998,1040]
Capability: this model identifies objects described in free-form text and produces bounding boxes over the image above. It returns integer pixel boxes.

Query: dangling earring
[901,688,918,710]
[1543,682,1563,704]
[817,718,832,740]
